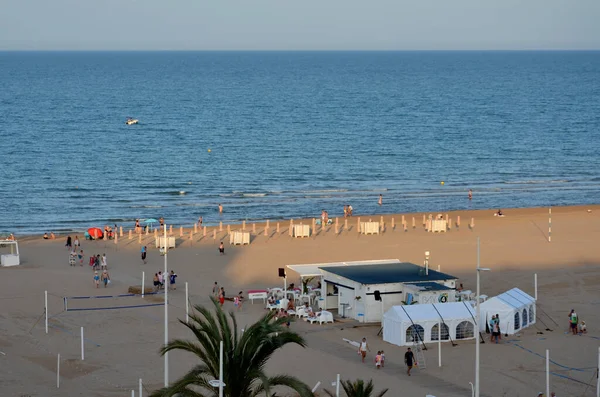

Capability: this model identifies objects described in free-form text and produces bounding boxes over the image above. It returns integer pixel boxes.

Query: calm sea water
[1,51,599,234]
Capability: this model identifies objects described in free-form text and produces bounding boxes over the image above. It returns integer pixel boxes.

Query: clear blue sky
[1,0,599,50]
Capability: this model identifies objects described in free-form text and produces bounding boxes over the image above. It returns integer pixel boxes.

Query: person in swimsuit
[101,270,110,288]
[93,271,100,288]
[218,287,225,307]
[43,233,49,239]
[153,273,160,291]
[141,246,147,264]
[78,250,84,265]
[219,242,225,255]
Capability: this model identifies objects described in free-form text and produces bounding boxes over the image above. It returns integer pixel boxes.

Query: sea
[1,51,599,235]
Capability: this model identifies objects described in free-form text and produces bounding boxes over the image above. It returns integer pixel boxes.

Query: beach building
[288,260,458,323]
[383,302,477,346]
[478,288,536,335]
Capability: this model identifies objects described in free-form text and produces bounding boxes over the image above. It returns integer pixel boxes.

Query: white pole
[438,321,442,367]
[45,290,48,334]
[142,271,145,298]
[185,282,189,324]
[475,237,480,397]
[534,273,538,301]
[131,390,135,397]
[219,340,224,397]
[57,353,60,388]
[596,346,599,397]
[139,378,143,397]
[312,381,321,393]
[548,207,552,243]
[336,374,340,397]
[164,225,169,387]
[80,327,84,360]
[546,349,550,397]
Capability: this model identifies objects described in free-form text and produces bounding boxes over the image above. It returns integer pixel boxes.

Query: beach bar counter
[287,260,458,323]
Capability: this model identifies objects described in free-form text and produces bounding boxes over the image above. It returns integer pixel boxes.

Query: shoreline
[8,203,599,241]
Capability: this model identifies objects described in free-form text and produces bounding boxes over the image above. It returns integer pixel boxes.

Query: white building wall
[363,282,405,323]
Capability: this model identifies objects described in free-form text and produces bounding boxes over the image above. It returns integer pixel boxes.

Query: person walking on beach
[101,253,107,270]
[568,309,578,335]
[65,235,72,250]
[219,242,225,255]
[78,250,84,265]
[404,347,416,376]
[94,254,101,271]
[212,281,219,298]
[233,291,243,311]
[375,351,382,369]
[93,271,100,288]
[378,194,383,206]
[74,235,80,249]
[101,269,110,288]
[153,273,160,292]
[198,216,203,227]
[169,270,177,290]
[158,271,164,289]
[358,337,370,363]
[218,287,225,307]
[141,246,147,264]
[492,320,500,343]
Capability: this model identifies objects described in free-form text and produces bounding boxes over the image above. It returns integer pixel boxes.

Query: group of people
[153,270,178,291]
[489,314,502,343]
[568,309,586,335]
[43,232,56,239]
[212,281,243,310]
[343,205,354,217]
[93,269,111,288]
[357,337,414,375]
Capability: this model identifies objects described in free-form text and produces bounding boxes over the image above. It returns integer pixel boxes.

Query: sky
[1,0,599,50]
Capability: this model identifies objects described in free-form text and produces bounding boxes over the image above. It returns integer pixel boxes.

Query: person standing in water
[378,194,383,206]
[218,204,223,214]
[468,189,473,200]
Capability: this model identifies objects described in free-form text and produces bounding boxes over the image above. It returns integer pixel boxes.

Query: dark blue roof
[319,263,457,285]
[410,282,453,291]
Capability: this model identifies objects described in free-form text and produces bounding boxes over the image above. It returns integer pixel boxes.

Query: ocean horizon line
[1,49,600,53]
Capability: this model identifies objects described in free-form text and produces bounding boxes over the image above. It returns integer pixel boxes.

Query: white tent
[383,302,476,347]
[478,288,536,335]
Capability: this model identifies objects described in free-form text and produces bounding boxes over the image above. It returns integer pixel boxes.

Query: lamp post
[424,251,430,275]
[475,237,490,397]
[164,224,169,387]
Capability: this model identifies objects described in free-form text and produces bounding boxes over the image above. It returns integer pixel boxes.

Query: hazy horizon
[1,0,599,51]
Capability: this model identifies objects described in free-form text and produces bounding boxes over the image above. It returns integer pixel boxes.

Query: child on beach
[101,253,107,270]
[219,242,225,255]
[233,291,243,311]
[169,270,177,290]
[219,287,225,307]
[380,350,385,367]
[93,271,100,288]
[78,250,84,265]
[375,351,382,369]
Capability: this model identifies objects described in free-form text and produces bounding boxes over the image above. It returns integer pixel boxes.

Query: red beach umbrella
[87,227,104,240]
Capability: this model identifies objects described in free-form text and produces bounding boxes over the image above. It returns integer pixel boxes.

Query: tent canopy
[479,288,536,334]
[384,302,475,323]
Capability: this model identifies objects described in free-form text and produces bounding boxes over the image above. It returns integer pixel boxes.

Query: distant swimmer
[468,189,473,200]
[378,194,383,206]
[218,204,223,214]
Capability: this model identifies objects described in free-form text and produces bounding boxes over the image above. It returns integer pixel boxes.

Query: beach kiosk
[0,239,20,267]
[318,262,458,323]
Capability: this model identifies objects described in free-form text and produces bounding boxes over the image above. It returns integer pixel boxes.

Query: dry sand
[1,205,599,397]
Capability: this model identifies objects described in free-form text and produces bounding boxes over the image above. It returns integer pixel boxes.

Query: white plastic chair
[295,307,306,318]
[318,311,334,324]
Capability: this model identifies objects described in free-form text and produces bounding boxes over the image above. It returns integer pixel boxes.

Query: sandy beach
[1,205,600,397]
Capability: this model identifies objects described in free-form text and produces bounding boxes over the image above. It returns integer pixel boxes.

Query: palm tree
[323,379,388,397]
[150,298,313,397]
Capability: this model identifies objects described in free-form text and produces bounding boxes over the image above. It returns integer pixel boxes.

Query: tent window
[431,323,450,341]
[529,305,534,323]
[522,309,528,327]
[406,324,425,343]
[514,312,520,330]
[455,321,474,339]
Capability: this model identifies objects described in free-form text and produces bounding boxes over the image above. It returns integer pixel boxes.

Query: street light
[424,251,430,275]
[475,237,491,397]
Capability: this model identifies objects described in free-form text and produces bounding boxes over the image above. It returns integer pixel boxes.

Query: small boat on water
[126,118,139,125]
